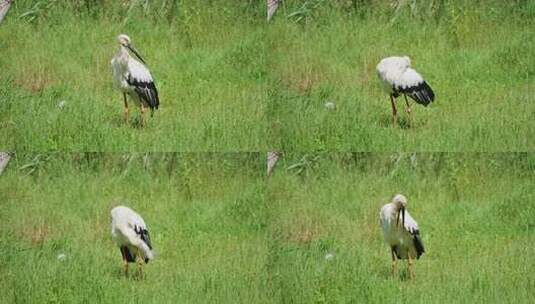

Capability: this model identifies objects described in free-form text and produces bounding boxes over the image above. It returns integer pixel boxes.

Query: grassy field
[1,1,533,152]
[268,1,535,151]
[0,1,266,151]
[1,153,533,303]
[267,152,535,302]
[1,0,534,302]
[0,153,270,303]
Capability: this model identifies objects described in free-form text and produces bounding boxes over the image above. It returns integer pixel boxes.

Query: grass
[267,152,535,302]
[1,153,533,303]
[0,1,266,151]
[1,1,533,151]
[1,1,534,302]
[0,153,270,303]
[267,1,535,151]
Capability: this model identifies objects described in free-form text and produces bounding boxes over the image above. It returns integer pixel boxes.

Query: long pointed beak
[126,44,146,64]
[401,207,405,228]
[396,207,405,227]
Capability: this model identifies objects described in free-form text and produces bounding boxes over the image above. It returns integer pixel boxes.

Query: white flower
[324,101,336,110]
[57,253,67,261]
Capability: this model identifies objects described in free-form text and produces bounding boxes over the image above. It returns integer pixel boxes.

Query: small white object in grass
[58,100,66,109]
[57,253,67,261]
[324,101,336,110]
[325,253,334,261]
[0,152,10,176]
[267,151,280,177]
[410,153,418,168]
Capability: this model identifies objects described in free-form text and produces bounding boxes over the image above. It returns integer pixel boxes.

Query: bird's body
[380,202,424,260]
[376,56,435,127]
[111,34,159,126]
[111,49,158,110]
[110,206,153,275]
[379,194,424,278]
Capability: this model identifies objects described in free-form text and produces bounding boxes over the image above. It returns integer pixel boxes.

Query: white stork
[379,194,425,279]
[111,34,159,126]
[110,206,154,276]
[376,56,435,127]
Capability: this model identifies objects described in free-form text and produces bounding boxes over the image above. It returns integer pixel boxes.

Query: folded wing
[396,68,435,106]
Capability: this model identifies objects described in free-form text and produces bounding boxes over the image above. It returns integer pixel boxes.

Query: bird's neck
[390,203,402,217]
[117,46,130,63]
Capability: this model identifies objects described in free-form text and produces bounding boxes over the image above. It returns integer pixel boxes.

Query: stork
[376,56,435,127]
[111,34,159,126]
[110,206,154,276]
[379,194,425,279]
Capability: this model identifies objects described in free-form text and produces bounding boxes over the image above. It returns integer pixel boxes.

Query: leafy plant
[18,154,50,176]
[286,154,321,176]
[287,0,326,24]
[19,0,58,23]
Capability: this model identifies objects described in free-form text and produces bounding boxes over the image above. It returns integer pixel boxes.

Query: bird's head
[392,193,407,208]
[117,34,146,64]
[392,194,407,227]
[117,34,131,47]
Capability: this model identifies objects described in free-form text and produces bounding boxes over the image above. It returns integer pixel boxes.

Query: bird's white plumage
[128,59,153,82]
[110,34,159,115]
[379,194,423,260]
[111,47,153,105]
[110,206,153,262]
[376,56,425,94]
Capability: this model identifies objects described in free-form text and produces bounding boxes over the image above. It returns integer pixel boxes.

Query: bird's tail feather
[405,81,435,106]
[122,245,153,263]
[413,234,425,259]
[121,246,136,263]
[392,246,402,260]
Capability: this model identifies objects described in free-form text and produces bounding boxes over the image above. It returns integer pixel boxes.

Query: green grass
[0,1,266,151]
[267,1,535,151]
[1,1,534,302]
[1,153,533,303]
[0,153,270,303]
[1,1,533,151]
[267,152,535,302]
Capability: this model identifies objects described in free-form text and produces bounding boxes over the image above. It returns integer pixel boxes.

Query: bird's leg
[140,104,145,127]
[123,93,129,124]
[404,95,412,128]
[120,247,129,276]
[408,252,415,280]
[136,248,143,278]
[391,247,397,277]
[390,94,397,128]
[123,258,129,276]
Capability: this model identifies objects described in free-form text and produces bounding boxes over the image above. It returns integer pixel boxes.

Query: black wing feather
[392,245,402,259]
[140,229,152,250]
[134,225,152,250]
[127,76,160,114]
[121,246,136,263]
[134,225,152,264]
[411,230,425,259]
[399,81,435,106]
